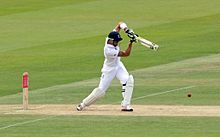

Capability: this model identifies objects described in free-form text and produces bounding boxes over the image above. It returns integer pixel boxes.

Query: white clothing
[101,38,121,72]
[78,23,134,110]
[98,38,129,92]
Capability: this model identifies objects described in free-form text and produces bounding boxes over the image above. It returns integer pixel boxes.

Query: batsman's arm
[118,42,133,57]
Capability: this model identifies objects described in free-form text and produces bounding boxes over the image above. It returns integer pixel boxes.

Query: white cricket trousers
[98,62,129,92]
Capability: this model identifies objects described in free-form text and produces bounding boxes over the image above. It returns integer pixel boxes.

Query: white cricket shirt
[101,38,121,73]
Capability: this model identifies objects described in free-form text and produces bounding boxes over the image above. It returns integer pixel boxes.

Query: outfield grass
[0,0,220,137]
[0,115,220,137]
[1,54,220,105]
[0,0,220,96]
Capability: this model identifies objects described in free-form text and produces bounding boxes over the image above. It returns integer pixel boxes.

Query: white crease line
[0,116,56,131]
[111,85,196,105]
[132,85,196,101]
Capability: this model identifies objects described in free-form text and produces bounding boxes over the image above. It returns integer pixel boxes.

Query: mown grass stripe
[0,116,56,131]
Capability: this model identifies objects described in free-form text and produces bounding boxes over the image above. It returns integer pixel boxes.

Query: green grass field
[0,0,220,136]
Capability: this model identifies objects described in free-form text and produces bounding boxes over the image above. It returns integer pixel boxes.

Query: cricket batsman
[76,22,136,111]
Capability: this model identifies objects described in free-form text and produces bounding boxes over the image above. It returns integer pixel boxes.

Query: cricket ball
[187,93,192,97]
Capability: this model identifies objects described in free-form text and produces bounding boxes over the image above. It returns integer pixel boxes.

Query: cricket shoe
[121,105,133,112]
[76,103,85,111]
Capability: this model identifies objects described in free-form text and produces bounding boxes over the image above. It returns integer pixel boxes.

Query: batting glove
[125,29,135,38]
[130,37,137,43]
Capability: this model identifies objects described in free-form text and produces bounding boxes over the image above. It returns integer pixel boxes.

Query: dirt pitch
[1,104,220,117]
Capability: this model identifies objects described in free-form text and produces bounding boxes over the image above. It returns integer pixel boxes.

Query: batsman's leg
[115,62,129,105]
[116,62,134,111]
[82,88,105,106]
[77,71,116,111]
[76,88,105,111]
[121,75,134,111]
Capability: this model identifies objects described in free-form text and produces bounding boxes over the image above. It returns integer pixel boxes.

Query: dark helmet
[108,31,123,42]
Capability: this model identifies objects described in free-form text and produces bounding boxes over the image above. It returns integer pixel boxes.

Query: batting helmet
[108,31,123,42]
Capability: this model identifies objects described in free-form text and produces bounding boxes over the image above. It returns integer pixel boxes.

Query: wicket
[22,72,29,110]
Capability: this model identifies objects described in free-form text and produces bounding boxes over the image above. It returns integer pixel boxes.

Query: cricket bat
[134,35,159,51]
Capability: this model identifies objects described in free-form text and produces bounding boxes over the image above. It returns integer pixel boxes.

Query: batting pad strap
[122,75,134,107]
[83,88,105,107]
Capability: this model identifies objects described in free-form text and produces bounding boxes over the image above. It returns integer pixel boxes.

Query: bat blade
[136,36,159,51]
